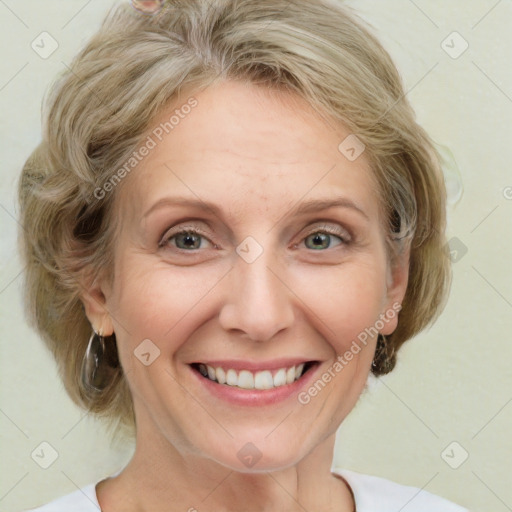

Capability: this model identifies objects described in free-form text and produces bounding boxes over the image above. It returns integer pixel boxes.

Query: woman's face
[86,80,408,471]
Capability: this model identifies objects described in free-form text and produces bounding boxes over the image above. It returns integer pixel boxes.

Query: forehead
[117,79,380,223]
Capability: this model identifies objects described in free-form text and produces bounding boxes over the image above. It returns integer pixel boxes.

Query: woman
[19,0,469,510]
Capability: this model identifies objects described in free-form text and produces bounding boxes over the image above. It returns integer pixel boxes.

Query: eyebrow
[143,196,369,221]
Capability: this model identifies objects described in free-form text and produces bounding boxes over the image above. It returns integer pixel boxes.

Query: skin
[131,0,163,14]
[82,79,409,512]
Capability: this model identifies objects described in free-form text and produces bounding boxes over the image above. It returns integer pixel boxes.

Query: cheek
[106,255,230,411]
[287,260,389,432]
[289,258,389,351]
[108,252,230,356]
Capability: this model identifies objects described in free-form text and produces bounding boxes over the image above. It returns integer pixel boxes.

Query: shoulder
[333,468,470,512]
[25,483,99,512]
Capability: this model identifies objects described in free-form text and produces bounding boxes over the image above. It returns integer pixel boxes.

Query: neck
[99,428,355,512]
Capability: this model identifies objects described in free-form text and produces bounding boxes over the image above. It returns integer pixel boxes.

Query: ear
[80,277,115,336]
[380,245,410,336]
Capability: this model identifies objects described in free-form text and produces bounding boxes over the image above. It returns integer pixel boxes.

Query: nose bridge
[219,238,294,341]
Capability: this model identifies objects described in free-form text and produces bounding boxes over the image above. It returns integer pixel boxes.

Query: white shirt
[26,467,470,511]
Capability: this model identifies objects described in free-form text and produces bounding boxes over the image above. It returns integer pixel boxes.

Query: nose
[218,247,295,342]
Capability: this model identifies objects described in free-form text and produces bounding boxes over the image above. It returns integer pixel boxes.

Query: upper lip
[190,358,316,372]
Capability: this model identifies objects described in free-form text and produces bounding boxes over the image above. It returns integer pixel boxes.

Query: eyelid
[158,220,352,252]
[158,223,214,248]
[302,222,352,241]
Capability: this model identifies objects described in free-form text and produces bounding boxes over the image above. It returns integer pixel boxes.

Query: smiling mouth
[190,362,317,390]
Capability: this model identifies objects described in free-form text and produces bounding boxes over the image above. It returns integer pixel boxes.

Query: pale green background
[1,1,511,511]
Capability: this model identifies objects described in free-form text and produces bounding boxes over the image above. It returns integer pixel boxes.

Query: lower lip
[190,364,319,406]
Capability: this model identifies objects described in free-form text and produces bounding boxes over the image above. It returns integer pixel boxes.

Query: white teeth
[200,363,308,390]
[226,369,238,386]
[273,368,287,387]
[238,370,254,389]
[216,366,226,384]
[254,370,274,390]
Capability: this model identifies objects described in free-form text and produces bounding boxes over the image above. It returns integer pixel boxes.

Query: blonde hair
[18,0,451,438]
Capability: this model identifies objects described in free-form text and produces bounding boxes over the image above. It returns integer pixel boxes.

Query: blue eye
[161,229,213,251]
[304,232,344,250]
[159,225,350,253]
[173,231,202,250]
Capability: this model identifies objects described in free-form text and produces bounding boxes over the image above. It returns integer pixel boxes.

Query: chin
[198,432,316,474]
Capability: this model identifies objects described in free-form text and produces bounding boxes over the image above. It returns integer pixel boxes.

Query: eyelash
[158,224,351,252]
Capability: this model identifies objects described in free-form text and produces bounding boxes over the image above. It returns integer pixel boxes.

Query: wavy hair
[18,0,451,437]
